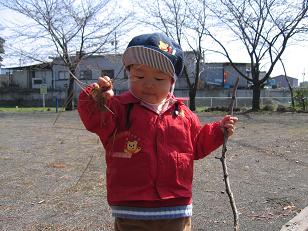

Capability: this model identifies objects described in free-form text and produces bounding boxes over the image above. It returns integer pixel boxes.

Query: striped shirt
[111,205,193,220]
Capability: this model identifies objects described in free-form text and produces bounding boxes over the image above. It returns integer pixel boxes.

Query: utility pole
[112,32,118,54]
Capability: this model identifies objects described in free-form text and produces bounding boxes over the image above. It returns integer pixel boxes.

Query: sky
[0,1,308,83]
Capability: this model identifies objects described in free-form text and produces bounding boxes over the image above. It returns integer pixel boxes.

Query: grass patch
[195,106,207,113]
[196,106,242,114]
[0,106,58,112]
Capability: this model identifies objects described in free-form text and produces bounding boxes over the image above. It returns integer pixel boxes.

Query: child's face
[129,64,173,104]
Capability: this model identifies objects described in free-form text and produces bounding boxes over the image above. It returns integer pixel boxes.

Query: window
[33,79,42,84]
[124,69,129,79]
[101,69,114,79]
[58,71,69,80]
[80,70,92,80]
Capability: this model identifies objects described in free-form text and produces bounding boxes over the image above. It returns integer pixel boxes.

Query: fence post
[56,97,59,113]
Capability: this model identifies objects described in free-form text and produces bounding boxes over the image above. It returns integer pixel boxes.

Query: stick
[71,151,95,191]
[52,70,115,126]
[217,77,240,231]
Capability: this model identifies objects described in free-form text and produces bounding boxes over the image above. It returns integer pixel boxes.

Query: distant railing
[193,96,292,108]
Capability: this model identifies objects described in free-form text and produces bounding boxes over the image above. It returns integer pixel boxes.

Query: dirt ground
[0,111,307,231]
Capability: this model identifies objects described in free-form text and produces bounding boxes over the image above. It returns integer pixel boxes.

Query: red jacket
[78,87,224,207]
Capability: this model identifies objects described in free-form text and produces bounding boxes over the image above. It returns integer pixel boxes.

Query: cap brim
[123,46,175,77]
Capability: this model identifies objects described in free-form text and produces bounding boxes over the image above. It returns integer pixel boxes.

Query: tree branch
[216,77,240,231]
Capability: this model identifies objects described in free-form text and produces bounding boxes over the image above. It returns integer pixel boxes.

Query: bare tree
[0,37,4,65]
[183,0,210,111]
[279,57,295,108]
[133,0,188,43]
[0,0,132,110]
[135,0,210,111]
[206,0,308,110]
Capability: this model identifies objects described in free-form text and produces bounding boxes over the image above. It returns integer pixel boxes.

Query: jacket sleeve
[77,85,117,145]
[191,114,224,160]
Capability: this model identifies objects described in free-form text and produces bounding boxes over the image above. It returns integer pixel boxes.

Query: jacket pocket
[168,152,193,189]
[167,125,192,153]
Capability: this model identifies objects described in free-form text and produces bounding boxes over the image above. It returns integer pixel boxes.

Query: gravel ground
[0,111,307,231]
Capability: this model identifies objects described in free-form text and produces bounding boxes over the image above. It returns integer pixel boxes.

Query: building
[52,54,126,92]
[200,62,251,89]
[3,62,53,89]
[2,52,195,93]
[271,75,298,88]
[300,81,308,88]
[2,54,259,93]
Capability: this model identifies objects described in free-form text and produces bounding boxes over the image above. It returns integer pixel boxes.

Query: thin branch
[216,77,240,231]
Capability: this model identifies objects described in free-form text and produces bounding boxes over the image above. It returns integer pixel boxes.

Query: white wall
[52,55,125,90]
[12,70,28,88]
[35,70,53,89]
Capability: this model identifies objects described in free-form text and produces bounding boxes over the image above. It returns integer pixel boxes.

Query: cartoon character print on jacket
[124,140,141,154]
[111,131,142,159]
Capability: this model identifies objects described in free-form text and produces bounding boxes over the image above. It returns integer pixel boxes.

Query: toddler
[78,33,238,231]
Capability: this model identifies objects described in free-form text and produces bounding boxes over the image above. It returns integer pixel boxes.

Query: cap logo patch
[159,41,173,54]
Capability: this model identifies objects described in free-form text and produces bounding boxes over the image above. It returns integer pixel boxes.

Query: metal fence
[194,96,292,108]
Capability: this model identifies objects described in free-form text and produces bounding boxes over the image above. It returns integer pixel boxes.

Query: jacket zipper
[153,114,161,197]
[153,105,177,197]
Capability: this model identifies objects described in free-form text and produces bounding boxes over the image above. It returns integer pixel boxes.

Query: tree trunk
[189,87,196,111]
[300,94,306,111]
[252,83,261,111]
[65,73,75,111]
[284,76,295,108]
[290,88,295,108]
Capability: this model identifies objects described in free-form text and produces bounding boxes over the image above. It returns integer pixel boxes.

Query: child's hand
[91,76,114,110]
[220,115,238,137]
[93,76,114,98]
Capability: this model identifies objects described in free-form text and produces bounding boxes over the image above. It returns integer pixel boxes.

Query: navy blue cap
[123,33,184,77]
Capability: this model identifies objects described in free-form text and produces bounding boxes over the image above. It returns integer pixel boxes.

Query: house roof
[204,62,250,66]
[6,62,52,70]
[271,75,298,80]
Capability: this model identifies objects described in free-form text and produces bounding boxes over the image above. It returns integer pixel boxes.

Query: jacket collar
[116,91,140,104]
[117,91,182,106]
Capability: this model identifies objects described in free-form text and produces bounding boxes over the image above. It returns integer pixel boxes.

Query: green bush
[294,88,308,111]
[276,104,296,112]
[262,103,277,111]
